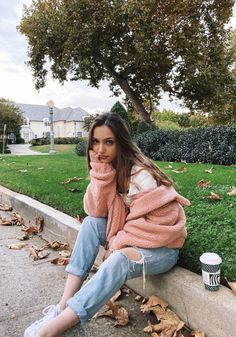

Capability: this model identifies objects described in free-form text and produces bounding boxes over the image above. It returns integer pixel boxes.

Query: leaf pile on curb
[141,295,185,337]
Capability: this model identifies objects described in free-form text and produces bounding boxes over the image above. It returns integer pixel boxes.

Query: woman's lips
[99,156,109,160]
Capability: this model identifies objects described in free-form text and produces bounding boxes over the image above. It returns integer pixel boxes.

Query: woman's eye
[92,139,98,144]
[106,140,114,145]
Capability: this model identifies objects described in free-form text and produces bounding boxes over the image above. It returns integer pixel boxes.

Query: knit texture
[84,162,190,250]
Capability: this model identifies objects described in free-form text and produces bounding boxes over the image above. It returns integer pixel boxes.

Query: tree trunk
[98,55,151,123]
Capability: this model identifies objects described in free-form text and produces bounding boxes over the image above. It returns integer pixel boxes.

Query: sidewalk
[7,144,47,155]
[0,220,166,337]
[0,185,235,337]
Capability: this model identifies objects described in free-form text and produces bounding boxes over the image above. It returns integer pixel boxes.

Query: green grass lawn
[0,146,236,281]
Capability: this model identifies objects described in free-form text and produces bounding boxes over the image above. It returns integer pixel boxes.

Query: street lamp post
[47,100,56,154]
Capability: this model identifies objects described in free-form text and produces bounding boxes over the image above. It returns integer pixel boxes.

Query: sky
[0,1,236,114]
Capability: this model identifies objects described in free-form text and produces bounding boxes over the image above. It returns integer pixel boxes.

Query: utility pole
[2,124,6,154]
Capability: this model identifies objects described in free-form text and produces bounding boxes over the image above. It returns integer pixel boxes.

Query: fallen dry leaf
[135,295,142,302]
[13,212,24,225]
[181,160,188,164]
[8,243,27,249]
[35,215,44,232]
[28,247,39,260]
[22,225,40,235]
[140,295,169,312]
[75,215,84,223]
[0,219,13,226]
[51,257,70,265]
[63,177,82,184]
[203,192,221,200]
[110,289,122,303]
[17,233,29,241]
[165,165,173,169]
[18,169,28,173]
[197,180,211,188]
[59,250,71,258]
[121,286,131,295]
[95,300,129,326]
[48,240,70,251]
[191,331,205,337]
[0,203,13,211]
[204,167,213,174]
[37,167,44,170]
[66,188,81,193]
[172,167,187,173]
[227,187,236,196]
[38,251,50,259]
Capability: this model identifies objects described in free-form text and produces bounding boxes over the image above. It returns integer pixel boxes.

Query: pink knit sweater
[84,162,190,250]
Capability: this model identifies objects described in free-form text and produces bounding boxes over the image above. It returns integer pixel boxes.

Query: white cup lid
[200,252,222,265]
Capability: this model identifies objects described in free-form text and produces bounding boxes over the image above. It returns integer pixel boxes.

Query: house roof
[15,103,89,122]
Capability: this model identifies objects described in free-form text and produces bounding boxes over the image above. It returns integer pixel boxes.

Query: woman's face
[92,125,118,164]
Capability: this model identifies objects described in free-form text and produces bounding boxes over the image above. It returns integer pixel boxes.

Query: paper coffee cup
[200,252,222,291]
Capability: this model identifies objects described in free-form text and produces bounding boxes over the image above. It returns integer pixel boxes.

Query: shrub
[135,125,236,165]
[31,137,82,146]
[75,138,88,156]
[0,142,11,154]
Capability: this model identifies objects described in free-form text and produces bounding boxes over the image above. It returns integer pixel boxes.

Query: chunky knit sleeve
[83,162,117,217]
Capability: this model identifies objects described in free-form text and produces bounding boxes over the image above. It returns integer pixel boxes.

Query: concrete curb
[0,185,235,337]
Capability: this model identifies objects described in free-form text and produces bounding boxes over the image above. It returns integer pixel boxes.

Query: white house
[15,103,89,143]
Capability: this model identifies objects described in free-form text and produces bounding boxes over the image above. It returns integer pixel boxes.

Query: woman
[24,112,190,337]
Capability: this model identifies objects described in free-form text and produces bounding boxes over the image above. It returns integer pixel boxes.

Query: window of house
[77,131,82,138]
[23,118,28,125]
[43,118,49,126]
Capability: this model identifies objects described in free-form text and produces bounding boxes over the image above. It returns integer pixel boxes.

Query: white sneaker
[24,304,62,337]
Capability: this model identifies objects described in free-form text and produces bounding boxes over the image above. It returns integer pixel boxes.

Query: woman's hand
[89,150,101,163]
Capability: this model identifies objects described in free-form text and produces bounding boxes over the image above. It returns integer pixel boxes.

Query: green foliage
[19,0,236,123]
[81,114,99,132]
[157,120,180,130]
[154,109,208,129]
[76,138,88,156]
[136,121,152,134]
[136,125,236,165]
[111,101,130,123]
[0,99,23,136]
[31,137,82,146]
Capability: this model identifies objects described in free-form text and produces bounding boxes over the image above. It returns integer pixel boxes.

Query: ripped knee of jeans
[118,247,143,263]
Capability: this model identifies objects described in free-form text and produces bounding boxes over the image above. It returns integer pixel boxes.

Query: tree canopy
[19,0,236,123]
[0,99,23,137]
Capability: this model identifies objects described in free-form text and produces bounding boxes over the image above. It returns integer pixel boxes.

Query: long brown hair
[87,112,173,194]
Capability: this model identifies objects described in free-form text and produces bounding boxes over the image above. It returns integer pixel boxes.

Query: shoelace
[42,305,57,316]
[33,305,57,326]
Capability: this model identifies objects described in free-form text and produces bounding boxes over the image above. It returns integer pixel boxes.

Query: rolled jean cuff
[65,264,87,280]
[67,297,88,326]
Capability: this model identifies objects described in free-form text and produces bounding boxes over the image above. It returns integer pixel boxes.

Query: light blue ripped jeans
[66,216,179,325]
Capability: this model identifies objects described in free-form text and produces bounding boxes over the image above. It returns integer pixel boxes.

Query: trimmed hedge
[31,137,82,146]
[135,125,236,165]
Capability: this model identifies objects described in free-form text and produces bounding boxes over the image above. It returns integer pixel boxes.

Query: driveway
[7,144,47,155]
